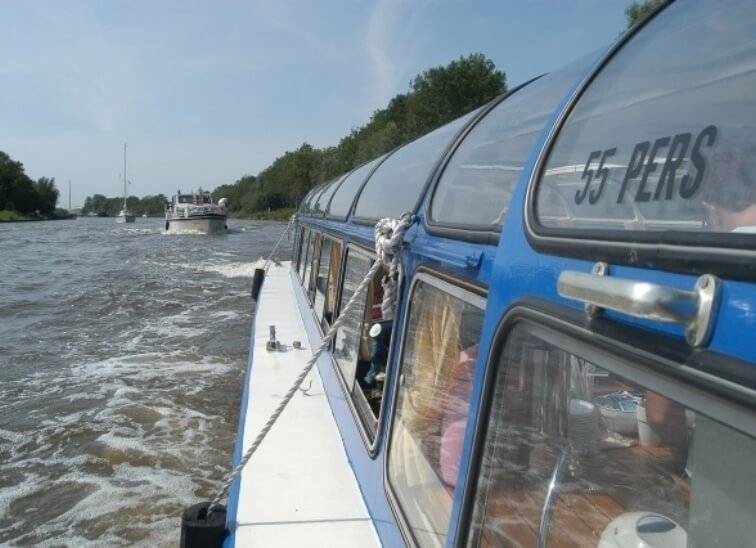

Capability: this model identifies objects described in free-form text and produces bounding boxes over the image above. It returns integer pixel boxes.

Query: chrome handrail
[558,265,720,347]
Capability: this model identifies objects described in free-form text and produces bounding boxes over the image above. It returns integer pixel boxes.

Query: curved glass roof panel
[429,54,598,230]
[327,155,387,219]
[302,182,328,216]
[535,0,756,237]
[299,186,318,213]
[353,109,481,220]
[312,176,345,217]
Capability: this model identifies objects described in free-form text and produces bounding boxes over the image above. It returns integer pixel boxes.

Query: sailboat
[116,143,135,223]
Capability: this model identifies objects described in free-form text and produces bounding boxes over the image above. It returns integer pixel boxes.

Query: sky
[0,0,630,208]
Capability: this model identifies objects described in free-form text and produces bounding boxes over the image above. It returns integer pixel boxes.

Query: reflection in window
[312,176,344,216]
[321,240,342,326]
[430,56,596,230]
[468,323,756,548]
[313,238,334,321]
[354,110,480,220]
[388,279,484,547]
[303,234,320,302]
[327,156,386,219]
[332,250,394,441]
[298,229,311,282]
[536,0,756,235]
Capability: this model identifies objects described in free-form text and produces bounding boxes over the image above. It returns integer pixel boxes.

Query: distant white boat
[164,190,227,234]
[116,143,135,224]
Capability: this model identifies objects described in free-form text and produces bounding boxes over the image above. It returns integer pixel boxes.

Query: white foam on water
[188,258,266,279]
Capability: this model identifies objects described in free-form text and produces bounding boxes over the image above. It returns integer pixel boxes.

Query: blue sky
[0,0,629,207]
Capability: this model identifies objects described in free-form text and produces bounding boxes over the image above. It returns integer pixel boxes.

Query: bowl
[595,392,641,436]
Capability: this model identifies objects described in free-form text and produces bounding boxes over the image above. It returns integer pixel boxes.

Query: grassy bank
[0,210,35,222]
[0,209,77,222]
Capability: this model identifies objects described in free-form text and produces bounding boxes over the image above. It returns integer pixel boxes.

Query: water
[0,217,292,546]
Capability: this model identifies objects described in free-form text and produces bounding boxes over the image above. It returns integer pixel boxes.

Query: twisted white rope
[375,213,413,320]
[208,213,414,514]
[263,217,295,273]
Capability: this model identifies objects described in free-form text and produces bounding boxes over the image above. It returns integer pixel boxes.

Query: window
[387,276,485,547]
[332,248,394,442]
[313,236,342,326]
[292,226,304,269]
[534,0,756,239]
[353,109,480,221]
[327,156,386,219]
[302,232,319,300]
[467,321,756,547]
[297,229,311,282]
[429,56,596,232]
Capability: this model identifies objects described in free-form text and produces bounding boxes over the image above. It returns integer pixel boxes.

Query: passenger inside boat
[465,325,756,548]
[354,267,390,416]
[700,132,756,233]
[387,281,485,546]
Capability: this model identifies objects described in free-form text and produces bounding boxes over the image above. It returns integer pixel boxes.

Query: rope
[208,213,414,514]
[263,217,295,273]
[375,213,413,320]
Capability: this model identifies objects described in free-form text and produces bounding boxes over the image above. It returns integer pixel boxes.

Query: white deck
[231,261,380,547]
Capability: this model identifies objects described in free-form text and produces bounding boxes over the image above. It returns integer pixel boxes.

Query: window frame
[523,0,756,281]
[384,269,487,548]
[455,300,756,546]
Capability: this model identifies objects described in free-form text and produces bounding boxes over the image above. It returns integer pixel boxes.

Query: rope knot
[374,212,414,320]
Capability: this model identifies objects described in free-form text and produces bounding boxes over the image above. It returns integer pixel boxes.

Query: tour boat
[182,2,756,546]
[164,190,228,234]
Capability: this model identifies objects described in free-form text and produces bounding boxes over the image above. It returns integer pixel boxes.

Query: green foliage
[211,53,506,217]
[625,0,665,29]
[81,192,168,217]
[0,151,59,216]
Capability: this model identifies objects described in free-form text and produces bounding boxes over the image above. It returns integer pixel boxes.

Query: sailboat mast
[68,180,71,210]
[123,143,127,208]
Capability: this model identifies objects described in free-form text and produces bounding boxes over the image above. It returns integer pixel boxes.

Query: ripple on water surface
[0,218,292,546]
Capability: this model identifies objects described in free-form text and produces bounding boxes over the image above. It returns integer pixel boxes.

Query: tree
[405,53,506,139]
[210,53,507,217]
[33,177,59,215]
[625,0,665,29]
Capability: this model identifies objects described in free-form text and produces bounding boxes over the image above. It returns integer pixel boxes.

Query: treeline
[81,194,168,217]
[214,53,507,217]
[0,151,60,217]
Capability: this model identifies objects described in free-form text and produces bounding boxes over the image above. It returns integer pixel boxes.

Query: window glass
[322,240,342,326]
[468,323,756,547]
[430,56,595,229]
[297,229,310,282]
[327,156,386,219]
[536,0,756,236]
[313,238,333,320]
[299,187,317,215]
[314,238,342,325]
[333,249,394,441]
[354,110,480,220]
[333,251,371,388]
[388,278,485,547]
[292,225,301,264]
[303,233,319,301]
[312,177,343,217]
[302,183,327,216]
